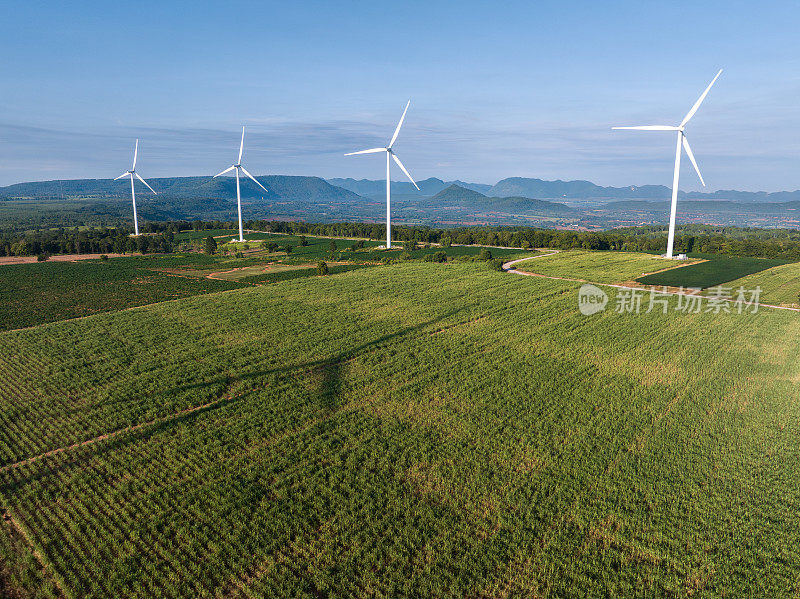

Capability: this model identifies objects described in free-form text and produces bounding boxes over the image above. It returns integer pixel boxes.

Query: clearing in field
[512,249,696,284]
[0,261,798,596]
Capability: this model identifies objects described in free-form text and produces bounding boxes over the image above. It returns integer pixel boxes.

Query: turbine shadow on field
[0,393,237,493]
[172,309,466,413]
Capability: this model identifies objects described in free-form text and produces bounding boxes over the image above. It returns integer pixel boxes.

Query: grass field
[513,250,693,284]
[723,261,800,306]
[0,257,247,331]
[636,255,788,289]
[0,260,798,596]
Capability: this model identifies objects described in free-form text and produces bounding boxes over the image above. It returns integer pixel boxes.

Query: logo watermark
[578,284,609,315]
[578,285,762,315]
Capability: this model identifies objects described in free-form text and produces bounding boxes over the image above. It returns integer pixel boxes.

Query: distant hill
[327,177,491,197]
[488,177,800,203]
[428,184,575,214]
[0,175,363,203]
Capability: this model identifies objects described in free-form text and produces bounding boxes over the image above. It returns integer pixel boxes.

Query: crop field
[0,260,798,596]
[636,256,788,289]
[0,257,247,331]
[723,261,800,306]
[227,233,531,263]
[513,250,694,284]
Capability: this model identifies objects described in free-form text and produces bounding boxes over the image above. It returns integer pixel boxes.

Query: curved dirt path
[502,252,800,313]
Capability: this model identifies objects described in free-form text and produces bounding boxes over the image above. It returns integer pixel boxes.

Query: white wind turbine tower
[346,101,419,249]
[214,126,269,243]
[614,70,722,259]
[115,139,157,236]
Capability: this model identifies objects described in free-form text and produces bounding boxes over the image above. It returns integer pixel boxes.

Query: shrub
[300,236,308,247]
[489,258,505,271]
[235,251,244,259]
[423,251,447,263]
[329,241,337,252]
[399,251,412,261]
[100,254,109,261]
[204,236,217,255]
[441,237,452,248]
[36,253,50,262]
[242,243,250,250]
[285,245,293,254]
[317,261,329,276]
[478,248,493,261]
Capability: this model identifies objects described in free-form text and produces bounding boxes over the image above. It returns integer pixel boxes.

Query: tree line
[2,220,800,260]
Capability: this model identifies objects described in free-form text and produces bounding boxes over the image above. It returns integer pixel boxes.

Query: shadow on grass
[172,308,465,413]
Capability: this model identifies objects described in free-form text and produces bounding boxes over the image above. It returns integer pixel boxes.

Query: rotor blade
[388,100,410,149]
[214,165,236,178]
[680,69,723,127]
[344,148,386,156]
[612,126,680,131]
[114,172,131,181]
[133,139,138,170]
[135,172,157,194]
[391,153,419,190]
[238,126,245,164]
[681,135,705,187]
[240,166,269,193]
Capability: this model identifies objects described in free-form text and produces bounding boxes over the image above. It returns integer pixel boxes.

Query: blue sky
[1,0,798,190]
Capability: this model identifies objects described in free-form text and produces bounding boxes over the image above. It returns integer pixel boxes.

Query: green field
[513,250,692,284]
[0,257,247,331]
[636,255,788,289]
[724,261,800,306]
[0,260,798,596]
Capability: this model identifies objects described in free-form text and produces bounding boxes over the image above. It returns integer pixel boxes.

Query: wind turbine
[613,69,722,259]
[114,139,157,236]
[214,126,268,243]
[346,101,419,249]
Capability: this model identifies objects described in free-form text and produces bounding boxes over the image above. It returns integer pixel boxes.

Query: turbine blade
[388,100,410,148]
[344,148,386,156]
[680,69,723,127]
[214,165,236,178]
[681,135,705,187]
[238,126,245,164]
[114,172,131,181]
[240,166,269,193]
[135,172,157,194]
[612,126,680,131]
[391,153,419,190]
[133,139,138,170]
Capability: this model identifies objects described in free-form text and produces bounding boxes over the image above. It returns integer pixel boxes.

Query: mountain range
[2,175,800,229]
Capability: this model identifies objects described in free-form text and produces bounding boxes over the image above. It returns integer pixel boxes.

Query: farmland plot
[0,263,798,597]
[514,249,694,284]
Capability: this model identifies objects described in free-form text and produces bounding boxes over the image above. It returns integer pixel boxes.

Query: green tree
[329,240,337,252]
[204,236,217,255]
[317,261,329,275]
[300,236,308,247]
[285,244,293,254]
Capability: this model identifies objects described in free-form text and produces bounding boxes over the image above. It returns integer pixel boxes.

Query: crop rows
[514,249,689,284]
[0,263,799,595]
